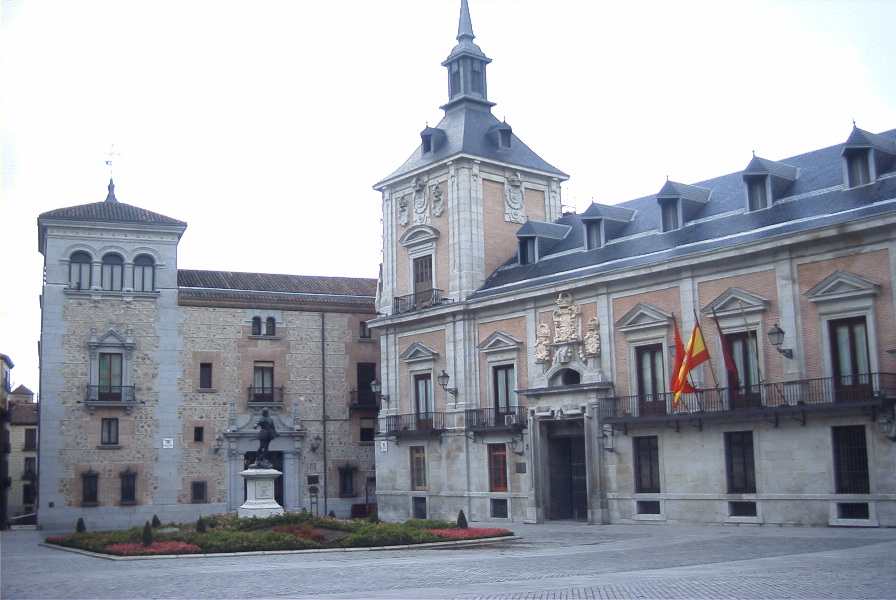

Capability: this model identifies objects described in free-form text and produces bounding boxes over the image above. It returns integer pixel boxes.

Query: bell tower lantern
[441,0,494,110]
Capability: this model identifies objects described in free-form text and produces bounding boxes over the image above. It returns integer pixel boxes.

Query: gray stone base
[238,468,284,519]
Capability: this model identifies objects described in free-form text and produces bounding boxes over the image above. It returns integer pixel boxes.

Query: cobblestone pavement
[2,522,895,599]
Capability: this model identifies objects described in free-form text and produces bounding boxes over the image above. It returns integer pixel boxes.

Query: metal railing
[393,289,445,315]
[85,385,136,403]
[247,386,284,403]
[599,373,896,421]
[349,389,379,410]
[378,412,447,435]
[465,406,528,431]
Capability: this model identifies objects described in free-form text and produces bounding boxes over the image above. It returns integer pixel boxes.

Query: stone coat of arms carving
[583,316,601,357]
[431,184,444,217]
[534,322,552,363]
[504,172,526,224]
[398,194,409,227]
[412,176,429,225]
[552,293,580,344]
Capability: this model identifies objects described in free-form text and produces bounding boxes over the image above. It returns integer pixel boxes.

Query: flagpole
[694,308,721,390]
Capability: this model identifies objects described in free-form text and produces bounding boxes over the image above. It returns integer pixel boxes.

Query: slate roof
[9,402,38,426]
[11,385,33,396]
[472,128,896,299]
[178,269,377,312]
[376,104,567,187]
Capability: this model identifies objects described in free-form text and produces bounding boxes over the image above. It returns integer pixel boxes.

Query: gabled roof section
[615,303,672,332]
[743,155,798,181]
[579,202,636,223]
[399,342,439,363]
[39,180,186,227]
[376,105,567,188]
[805,270,880,302]
[516,221,570,239]
[478,331,523,353]
[11,384,34,396]
[701,287,770,316]
[843,126,896,155]
[657,180,711,205]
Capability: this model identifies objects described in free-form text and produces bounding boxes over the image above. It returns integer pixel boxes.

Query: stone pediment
[399,341,439,363]
[701,287,770,317]
[399,225,440,248]
[88,328,135,350]
[615,303,672,332]
[806,270,880,303]
[478,331,523,353]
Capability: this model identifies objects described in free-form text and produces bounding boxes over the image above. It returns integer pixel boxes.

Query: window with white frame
[845,150,871,188]
[132,254,155,292]
[492,364,515,413]
[69,251,92,290]
[101,253,124,291]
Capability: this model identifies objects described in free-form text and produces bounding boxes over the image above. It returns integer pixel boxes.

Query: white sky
[1,0,894,394]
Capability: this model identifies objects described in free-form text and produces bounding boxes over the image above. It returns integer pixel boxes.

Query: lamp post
[767,323,794,359]
[437,370,457,396]
[370,379,388,404]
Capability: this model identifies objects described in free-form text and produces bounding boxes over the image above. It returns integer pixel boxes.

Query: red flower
[104,541,202,556]
[429,527,511,540]
[271,524,326,543]
[45,536,69,544]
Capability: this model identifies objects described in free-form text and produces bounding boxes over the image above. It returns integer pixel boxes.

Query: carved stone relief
[552,292,580,344]
[583,317,601,357]
[431,183,444,217]
[412,176,429,225]
[504,172,526,224]
[535,322,552,364]
[398,194,409,227]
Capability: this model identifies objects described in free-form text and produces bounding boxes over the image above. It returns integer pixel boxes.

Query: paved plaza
[2,522,895,599]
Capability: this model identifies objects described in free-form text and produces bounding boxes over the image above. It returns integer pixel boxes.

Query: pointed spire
[457,0,474,41]
[105,178,118,203]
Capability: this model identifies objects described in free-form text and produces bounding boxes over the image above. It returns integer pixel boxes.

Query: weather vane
[105,144,120,179]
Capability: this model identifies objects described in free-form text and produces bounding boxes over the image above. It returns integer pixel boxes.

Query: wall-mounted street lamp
[437,370,458,396]
[370,379,389,403]
[767,323,794,359]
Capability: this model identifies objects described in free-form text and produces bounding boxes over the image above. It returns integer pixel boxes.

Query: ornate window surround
[701,287,771,381]
[400,342,439,413]
[60,243,163,298]
[615,303,674,395]
[86,328,136,409]
[478,331,522,410]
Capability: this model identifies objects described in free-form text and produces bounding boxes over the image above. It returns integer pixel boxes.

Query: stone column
[123,262,134,292]
[775,250,804,379]
[525,415,545,523]
[90,261,102,290]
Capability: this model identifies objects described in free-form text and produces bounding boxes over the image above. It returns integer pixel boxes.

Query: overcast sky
[1,0,894,394]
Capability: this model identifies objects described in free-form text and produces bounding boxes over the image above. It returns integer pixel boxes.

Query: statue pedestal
[238,468,284,519]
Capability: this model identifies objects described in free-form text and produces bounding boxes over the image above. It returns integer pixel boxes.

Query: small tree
[151,514,162,528]
[456,509,468,529]
[75,517,86,533]
[196,517,207,533]
[328,510,336,518]
[142,521,153,547]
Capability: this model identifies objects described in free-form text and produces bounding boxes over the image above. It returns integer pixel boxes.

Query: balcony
[393,289,446,315]
[349,389,379,411]
[247,386,284,405]
[84,385,137,412]
[378,412,447,437]
[465,406,528,432]
[599,373,896,427]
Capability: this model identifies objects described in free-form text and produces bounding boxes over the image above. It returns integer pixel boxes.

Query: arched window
[265,317,276,336]
[133,254,155,292]
[550,368,581,387]
[101,253,124,291]
[251,317,262,336]
[69,251,92,290]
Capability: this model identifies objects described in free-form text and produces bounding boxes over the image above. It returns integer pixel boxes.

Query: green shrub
[404,518,455,530]
[151,515,162,528]
[142,522,154,547]
[184,530,320,553]
[341,522,440,548]
[457,510,468,529]
[76,517,86,533]
[196,517,207,533]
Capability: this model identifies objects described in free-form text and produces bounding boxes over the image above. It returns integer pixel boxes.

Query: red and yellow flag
[672,322,709,409]
[671,316,696,395]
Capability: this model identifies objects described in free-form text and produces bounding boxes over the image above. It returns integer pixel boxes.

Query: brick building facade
[371,0,896,527]
[37,183,379,530]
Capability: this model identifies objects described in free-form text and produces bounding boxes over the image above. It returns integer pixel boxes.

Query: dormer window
[585,220,603,250]
[845,149,871,188]
[519,238,536,265]
[499,128,511,149]
[746,177,768,211]
[422,133,432,154]
[660,199,679,232]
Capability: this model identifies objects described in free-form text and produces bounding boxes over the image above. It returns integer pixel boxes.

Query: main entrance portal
[548,424,587,520]
[244,451,284,506]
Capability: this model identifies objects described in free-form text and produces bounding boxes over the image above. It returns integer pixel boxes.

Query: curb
[39,535,521,561]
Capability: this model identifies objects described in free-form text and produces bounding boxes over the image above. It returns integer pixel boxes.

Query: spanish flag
[671,315,696,396]
[672,321,709,409]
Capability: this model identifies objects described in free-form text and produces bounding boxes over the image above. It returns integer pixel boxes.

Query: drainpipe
[321,312,328,516]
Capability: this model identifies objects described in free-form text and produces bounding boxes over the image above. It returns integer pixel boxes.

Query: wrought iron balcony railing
[599,373,896,423]
[349,389,379,410]
[378,412,447,436]
[393,289,445,315]
[247,386,284,404]
[465,406,528,431]
[85,385,136,403]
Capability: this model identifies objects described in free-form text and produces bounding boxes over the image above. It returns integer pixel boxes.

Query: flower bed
[44,513,514,556]
[429,527,512,540]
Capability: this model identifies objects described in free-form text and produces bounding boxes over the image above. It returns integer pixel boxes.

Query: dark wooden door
[829,317,872,403]
[413,255,433,307]
[636,344,667,416]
